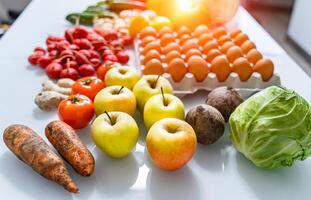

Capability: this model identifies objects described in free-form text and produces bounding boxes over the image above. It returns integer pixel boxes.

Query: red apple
[146,118,197,171]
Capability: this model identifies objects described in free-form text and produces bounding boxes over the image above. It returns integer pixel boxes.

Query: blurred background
[0,0,310,75]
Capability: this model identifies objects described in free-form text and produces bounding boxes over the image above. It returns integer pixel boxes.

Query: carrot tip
[66,183,79,193]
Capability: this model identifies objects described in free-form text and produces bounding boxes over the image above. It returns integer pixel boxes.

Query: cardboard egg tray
[134,26,281,98]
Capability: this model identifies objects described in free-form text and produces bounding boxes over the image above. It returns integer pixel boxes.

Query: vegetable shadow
[193,124,231,172]
[66,161,96,200]
[142,145,153,169]
[26,64,45,76]
[0,151,73,200]
[32,107,56,121]
[236,153,311,200]
[146,166,200,200]
[75,126,94,147]
[94,151,139,196]
[181,90,210,110]
[134,111,147,146]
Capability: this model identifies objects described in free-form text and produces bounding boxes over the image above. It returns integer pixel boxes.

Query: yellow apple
[105,66,140,90]
[94,85,136,116]
[146,118,197,170]
[91,112,139,158]
[133,75,173,112]
[144,93,185,130]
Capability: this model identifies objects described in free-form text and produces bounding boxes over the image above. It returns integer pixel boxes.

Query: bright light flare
[176,0,195,12]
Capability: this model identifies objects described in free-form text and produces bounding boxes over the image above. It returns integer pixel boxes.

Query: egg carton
[134,41,281,98]
[133,27,282,98]
[163,72,280,98]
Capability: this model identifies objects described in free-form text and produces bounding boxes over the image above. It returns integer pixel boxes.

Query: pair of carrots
[3,121,94,193]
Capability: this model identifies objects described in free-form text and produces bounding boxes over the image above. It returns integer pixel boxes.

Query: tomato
[96,63,115,81]
[58,94,94,129]
[78,64,96,77]
[116,51,129,64]
[72,77,105,100]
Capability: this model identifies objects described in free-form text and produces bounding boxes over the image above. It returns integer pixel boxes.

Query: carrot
[45,121,95,177]
[3,125,78,193]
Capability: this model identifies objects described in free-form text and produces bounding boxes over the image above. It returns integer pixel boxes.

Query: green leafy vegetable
[229,86,311,169]
[65,1,113,26]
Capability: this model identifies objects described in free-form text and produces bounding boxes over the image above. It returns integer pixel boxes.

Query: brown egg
[143,49,161,64]
[160,33,175,47]
[143,40,162,54]
[165,50,181,63]
[230,29,242,38]
[246,49,263,64]
[194,25,210,38]
[182,39,199,53]
[220,41,235,53]
[226,46,244,63]
[212,27,227,38]
[187,55,209,82]
[241,40,256,54]
[206,49,222,63]
[234,32,249,46]
[159,26,173,37]
[167,58,187,82]
[163,42,181,54]
[178,26,192,37]
[179,34,192,45]
[198,33,213,46]
[141,36,157,47]
[253,59,274,81]
[139,26,157,39]
[217,35,232,45]
[210,55,231,82]
[185,49,202,61]
[232,57,253,81]
[202,40,219,54]
[144,59,164,75]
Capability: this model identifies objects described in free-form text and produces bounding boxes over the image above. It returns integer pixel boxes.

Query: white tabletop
[0,0,310,200]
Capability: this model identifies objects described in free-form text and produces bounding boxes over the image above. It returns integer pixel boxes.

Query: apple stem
[104,111,112,125]
[161,87,167,106]
[155,75,160,86]
[117,86,124,94]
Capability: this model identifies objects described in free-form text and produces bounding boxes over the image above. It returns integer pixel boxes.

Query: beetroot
[205,87,243,122]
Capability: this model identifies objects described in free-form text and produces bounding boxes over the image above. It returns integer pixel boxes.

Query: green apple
[91,111,139,158]
[105,66,140,90]
[144,93,185,130]
[133,75,173,112]
[146,118,197,170]
[94,85,136,116]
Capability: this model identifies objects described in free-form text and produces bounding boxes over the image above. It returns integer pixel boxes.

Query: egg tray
[133,26,281,98]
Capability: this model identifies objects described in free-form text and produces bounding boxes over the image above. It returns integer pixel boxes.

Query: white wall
[0,0,30,11]
[288,0,311,56]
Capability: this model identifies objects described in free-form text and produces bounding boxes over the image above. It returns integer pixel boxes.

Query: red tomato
[28,51,45,65]
[96,63,115,80]
[116,51,129,64]
[121,36,133,46]
[58,94,94,129]
[71,77,105,100]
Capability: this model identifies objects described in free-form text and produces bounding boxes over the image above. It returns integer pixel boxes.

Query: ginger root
[57,78,76,88]
[35,91,68,111]
[42,80,71,95]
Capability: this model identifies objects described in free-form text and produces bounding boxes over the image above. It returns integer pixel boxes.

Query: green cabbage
[229,86,311,169]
